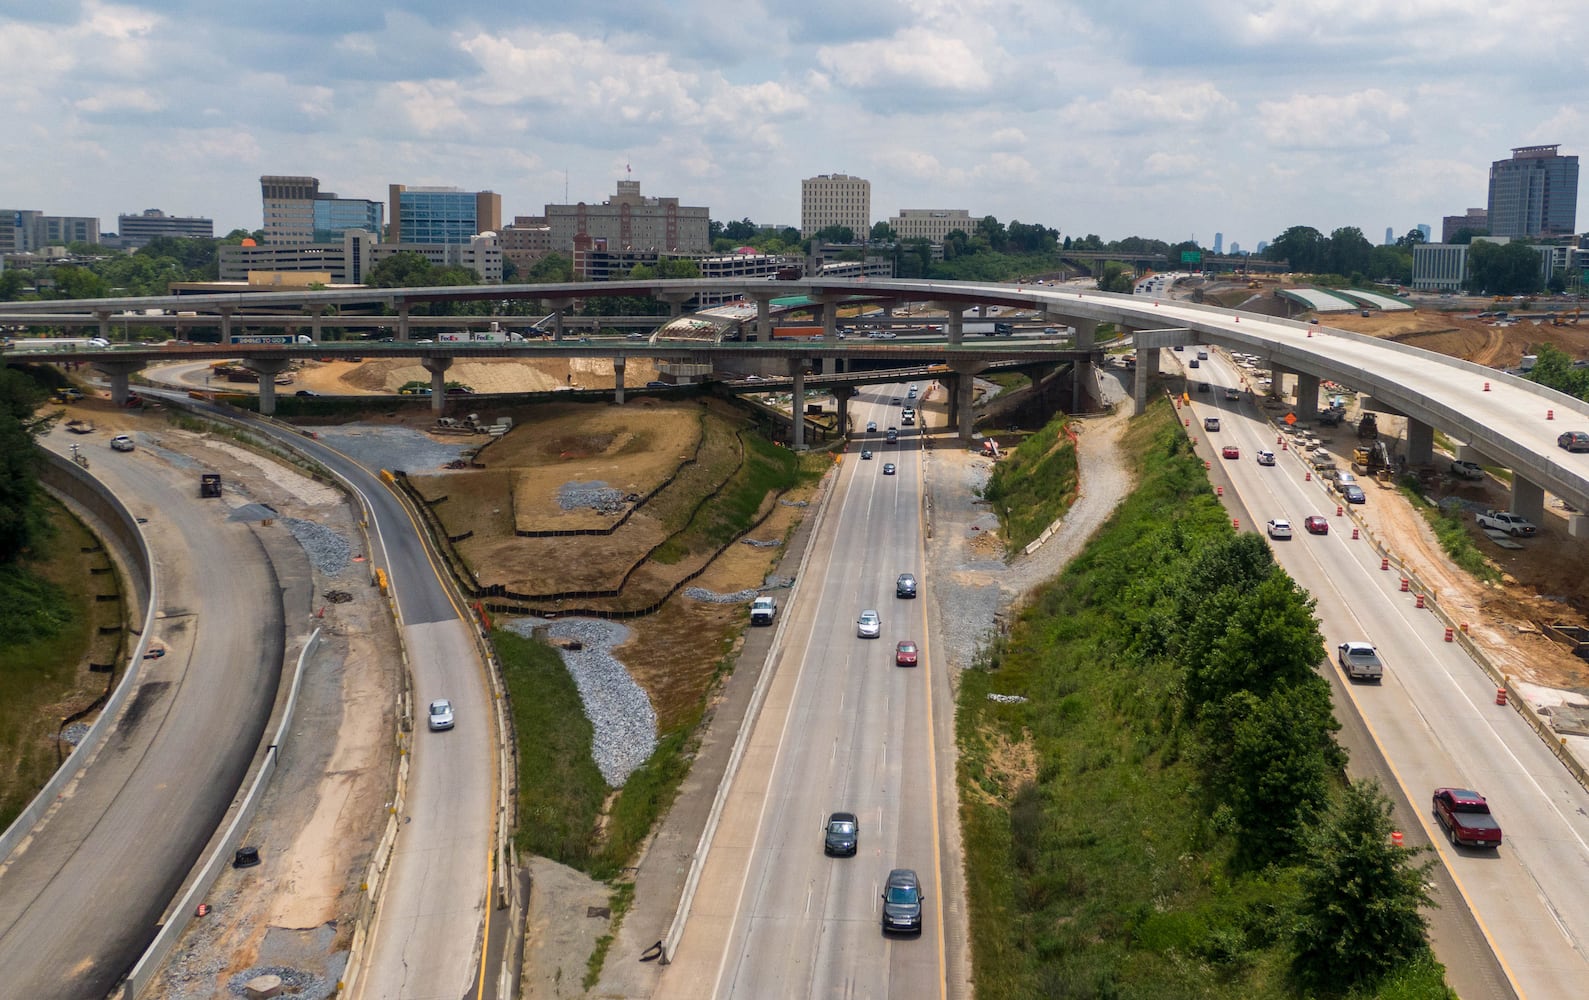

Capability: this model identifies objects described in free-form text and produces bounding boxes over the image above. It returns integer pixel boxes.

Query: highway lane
[661,382,946,998]
[1186,355,1589,998]
[168,401,497,1000]
[0,429,287,998]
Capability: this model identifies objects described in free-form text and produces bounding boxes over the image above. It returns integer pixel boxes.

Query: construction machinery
[1357,412,1379,440]
[200,473,223,498]
[1351,440,1392,476]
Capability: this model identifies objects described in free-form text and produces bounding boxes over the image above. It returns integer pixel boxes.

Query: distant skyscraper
[801,174,870,238]
[1213,232,1223,255]
[261,176,383,244]
[1229,241,1241,255]
[1385,227,1394,246]
[1487,145,1579,238]
[1416,224,1432,242]
[1255,241,1268,255]
[388,185,501,244]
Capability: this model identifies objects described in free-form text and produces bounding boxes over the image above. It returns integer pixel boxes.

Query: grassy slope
[957,400,1449,999]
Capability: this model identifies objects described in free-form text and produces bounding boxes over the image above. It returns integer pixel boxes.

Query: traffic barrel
[1399,577,1410,592]
[1216,486,1224,496]
[1484,381,1491,392]
[1351,528,1360,539]
[1381,557,1389,570]
[1548,409,1555,420]
[1336,505,1344,516]
[1391,831,1404,847]
[1496,687,1508,706]
[1232,518,1240,530]
[1444,627,1454,642]
[1415,594,1426,609]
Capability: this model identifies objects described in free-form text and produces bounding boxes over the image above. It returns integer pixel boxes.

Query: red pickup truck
[1433,788,1503,848]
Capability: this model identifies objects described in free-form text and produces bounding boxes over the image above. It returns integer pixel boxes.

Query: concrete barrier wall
[0,452,157,863]
[119,629,323,999]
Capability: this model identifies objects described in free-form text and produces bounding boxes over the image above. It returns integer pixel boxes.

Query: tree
[0,370,51,563]
[1265,226,1327,273]
[1293,780,1436,992]
[1220,680,1344,865]
[1448,227,1484,245]
[1466,240,1543,296]
[869,221,897,243]
[941,229,972,260]
[1328,227,1373,278]
[722,218,759,242]
[975,216,1008,252]
[1394,229,1428,251]
[1368,245,1413,286]
[524,253,573,284]
[814,225,855,244]
[1097,261,1133,294]
[1525,343,1589,402]
[366,251,438,288]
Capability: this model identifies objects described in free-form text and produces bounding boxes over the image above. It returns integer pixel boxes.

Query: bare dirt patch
[1323,310,1589,367]
[292,356,663,396]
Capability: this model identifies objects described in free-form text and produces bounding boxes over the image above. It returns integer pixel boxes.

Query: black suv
[895,573,917,598]
[881,868,923,933]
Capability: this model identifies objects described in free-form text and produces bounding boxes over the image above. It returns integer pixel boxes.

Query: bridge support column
[307,306,326,344]
[948,361,986,441]
[243,358,294,416]
[91,359,146,407]
[219,307,235,344]
[946,311,963,345]
[749,292,774,341]
[1568,514,1589,540]
[1269,363,1292,400]
[789,358,807,450]
[1072,320,1098,413]
[423,356,454,414]
[834,386,856,438]
[537,298,574,342]
[1405,417,1433,466]
[396,303,411,342]
[613,356,626,405]
[1294,372,1321,415]
[1510,476,1545,525]
[1133,348,1160,413]
[658,291,693,319]
[96,309,112,343]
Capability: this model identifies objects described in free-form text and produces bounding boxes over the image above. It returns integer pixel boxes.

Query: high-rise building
[118,209,214,247]
[889,209,973,243]
[388,185,501,245]
[1416,224,1432,242]
[1384,227,1395,246]
[801,174,870,238]
[507,181,710,259]
[260,176,383,244]
[1487,145,1579,239]
[1441,208,1488,242]
[0,209,100,252]
[1213,232,1223,255]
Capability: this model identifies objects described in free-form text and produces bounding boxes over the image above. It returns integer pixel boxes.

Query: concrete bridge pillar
[1406,417,1433,466]
[749,292,774,341]
[243,358,294,416]
[307,306,327,344]
[1073,319,1097,351]
[788,358,807,450]
[613,356,627,405]
[95,309,112,343]
[1510,476,1545,524]
[423,356,454,414]
[946,311,963,346]
[1294,372,1321,415]
[948,361,987,440]
[219,307,235,344]
[91,359,147,407]
[658,290,693,318]
[834,386,856,439]
[1133,348,1161,413]
[396,303,411,342]
[1269,363,1293,400]
[538,298,575,342]
[1072,319,1099,413]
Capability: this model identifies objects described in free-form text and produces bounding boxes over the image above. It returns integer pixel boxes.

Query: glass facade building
[1487,145,1579,239]
[313,198,383,243]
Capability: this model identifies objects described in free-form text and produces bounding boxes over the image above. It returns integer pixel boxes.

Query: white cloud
[1256,89,1411,151]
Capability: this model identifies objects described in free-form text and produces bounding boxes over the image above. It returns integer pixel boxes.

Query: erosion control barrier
[0,452,158,864]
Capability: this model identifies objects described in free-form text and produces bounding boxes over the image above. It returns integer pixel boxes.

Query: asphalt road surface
[0,428,289,998]
[659,382,948,998]
[1188,352,1589,998]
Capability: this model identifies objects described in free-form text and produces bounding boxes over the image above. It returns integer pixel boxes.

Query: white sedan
[110,435,135,452]
[428,698,455,731]
[1265,518,1293,540]
[856,610,882,639]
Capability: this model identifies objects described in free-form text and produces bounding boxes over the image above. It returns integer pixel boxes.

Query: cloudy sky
[3,1,1583,251]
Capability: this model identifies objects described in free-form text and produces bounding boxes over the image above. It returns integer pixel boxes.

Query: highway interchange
[6,278,1589,997]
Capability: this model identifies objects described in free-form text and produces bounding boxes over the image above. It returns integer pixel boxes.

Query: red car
[1304,515,1329,535]
[895,640,919,667]
[1221,445,1240,460]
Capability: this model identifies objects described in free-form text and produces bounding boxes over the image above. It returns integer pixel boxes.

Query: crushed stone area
[504,617,657,786]
[558,480,626,513]
[304,424,475,474]
[685,586,760,604]
[207,440,341,506]
[284,518,354,576]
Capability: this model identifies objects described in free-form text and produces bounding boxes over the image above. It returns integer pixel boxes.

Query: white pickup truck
[749,595,777,626]
[1475,510,1537,537]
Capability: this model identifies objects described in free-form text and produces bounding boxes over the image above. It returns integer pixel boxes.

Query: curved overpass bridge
[7,278,1588,527]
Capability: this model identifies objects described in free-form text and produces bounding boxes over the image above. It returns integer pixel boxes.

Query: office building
[1441,208,1488,242]
[1384,227,1394,246]
[117,209,215,247]
[1487,145,1579,239]
[1411,243,1469,292]
[511,181,710,259]
[801,174,870,238]
[1416,224,1432,242]
[1213,232,1224,255]
[388,185,501,245]
[261,176,384,245]
[571,246,790,303]
[889,209,973,243]
[0,210,102,252]
[220,229,502,283]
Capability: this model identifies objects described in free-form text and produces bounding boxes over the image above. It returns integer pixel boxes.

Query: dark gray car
[896,573,917,598]
[823,812,858,856]
[881,868,923,933]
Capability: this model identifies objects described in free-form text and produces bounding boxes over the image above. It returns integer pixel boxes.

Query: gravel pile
[741,538,780,548]
[780,498,809,508]
[284,517,353,575]
[503,617,656,787]
[558,480,625,514]
[61,722,91,746]
[685,587,759,604]
[226,965,333,998]
[986,693,1028,704]
[304,425,473,473]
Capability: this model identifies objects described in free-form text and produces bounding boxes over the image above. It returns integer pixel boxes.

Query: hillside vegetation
[958,400,1449,998]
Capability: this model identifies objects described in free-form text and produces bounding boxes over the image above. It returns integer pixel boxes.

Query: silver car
[428,698,455,731]
[857,610,882,639]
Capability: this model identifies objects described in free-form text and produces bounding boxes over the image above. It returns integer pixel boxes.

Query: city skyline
[2,2,1585,251]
